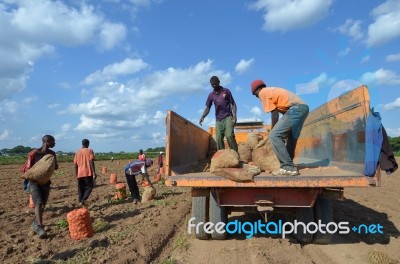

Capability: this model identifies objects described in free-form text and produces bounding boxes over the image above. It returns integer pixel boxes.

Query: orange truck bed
[165,85,380,188]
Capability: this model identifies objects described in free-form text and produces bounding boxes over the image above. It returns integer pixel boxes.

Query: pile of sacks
[209,133,280,182]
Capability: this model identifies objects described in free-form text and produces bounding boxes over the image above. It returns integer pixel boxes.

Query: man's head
[42,135,56,148]
[250,79,267,97]
[210,76,221,90]
[139,149,143,154]
[82,139,90,148]
[160,151,163,155]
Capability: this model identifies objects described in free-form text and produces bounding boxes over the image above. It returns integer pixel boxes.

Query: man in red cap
[251,80,309,176]
[199,76,238,152]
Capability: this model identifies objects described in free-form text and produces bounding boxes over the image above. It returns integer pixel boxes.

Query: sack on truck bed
[21,154,56,185]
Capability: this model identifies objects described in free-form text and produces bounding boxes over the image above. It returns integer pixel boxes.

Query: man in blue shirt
[199,76,238,152]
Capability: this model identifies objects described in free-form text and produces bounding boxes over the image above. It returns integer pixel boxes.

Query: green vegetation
[56,219,69,229]
[388,136,400,153]
[0,147,165,165]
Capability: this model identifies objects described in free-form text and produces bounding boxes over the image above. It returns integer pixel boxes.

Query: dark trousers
[77,176,94,203]
[125,172,140,199]
[30,181,51,207]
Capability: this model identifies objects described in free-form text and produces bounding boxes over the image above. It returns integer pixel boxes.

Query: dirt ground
[0,159,399,264]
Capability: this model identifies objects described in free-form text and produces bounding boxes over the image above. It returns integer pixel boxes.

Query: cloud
[367,0,400,47]
[0,1,127,100]
[0,129,10,141]
[248,0,333,32]
[235,58,254,74]
[0,100,18,121]
[360,55,370,64]
[386,53,400,62]
[83,58,149,85]
[385,127,400,137]
[69,59,228,135]
[335,19,364,41]
[360,68,400,86]
[380,97,400,111]
[296,72,336,95]
[250,106,262,116]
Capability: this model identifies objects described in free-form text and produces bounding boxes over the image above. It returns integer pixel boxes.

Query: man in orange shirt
[251,80,309,176]
[74,139,97,206]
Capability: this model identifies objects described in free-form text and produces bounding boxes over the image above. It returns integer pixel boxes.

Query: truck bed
[165,85,380,189]
[166,165,378,188]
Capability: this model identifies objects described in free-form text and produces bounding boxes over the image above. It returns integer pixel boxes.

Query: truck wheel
[313,197,333,244]
[294,207,314,244]
[192,196,209,240]
[209,190,227,240]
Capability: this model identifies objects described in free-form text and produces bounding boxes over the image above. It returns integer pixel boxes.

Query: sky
[1,0,400,153]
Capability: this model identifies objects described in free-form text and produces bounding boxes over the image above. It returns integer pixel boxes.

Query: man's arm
[271,110,279,128]
[199,106,210,125]
[90,160,97,179]
[231,102,237,124]
[74,163,78,178]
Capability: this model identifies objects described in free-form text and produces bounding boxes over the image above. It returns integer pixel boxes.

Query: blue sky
[1,0,400,153]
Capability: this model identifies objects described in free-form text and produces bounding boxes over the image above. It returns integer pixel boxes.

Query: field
[0,159,399,264]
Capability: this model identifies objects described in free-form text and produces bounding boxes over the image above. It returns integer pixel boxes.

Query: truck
[164,85,381,244]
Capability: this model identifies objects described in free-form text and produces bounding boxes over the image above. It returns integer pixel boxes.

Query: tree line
[1,145,166,155]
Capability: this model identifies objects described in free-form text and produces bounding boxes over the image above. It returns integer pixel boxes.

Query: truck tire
[294,207,314,244]
[209,190,227,240]
[313,196,333,244]
[192,196,209,240]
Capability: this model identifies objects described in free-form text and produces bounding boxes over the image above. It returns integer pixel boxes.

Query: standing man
[74,139,97,207]
[138,149,146,161]
[251,80,309,176]
[24,135,59,238]
[199,76,238,152]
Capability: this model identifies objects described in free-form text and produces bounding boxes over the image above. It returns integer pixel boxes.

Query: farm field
[0,159,399,264]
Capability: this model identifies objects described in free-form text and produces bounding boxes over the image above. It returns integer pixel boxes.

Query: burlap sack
[21,154,55,185]
[141,186,156,203]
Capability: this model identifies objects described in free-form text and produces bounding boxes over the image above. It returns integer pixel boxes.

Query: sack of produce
[21,154,55,185]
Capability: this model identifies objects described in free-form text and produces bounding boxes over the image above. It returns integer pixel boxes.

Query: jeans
[216,116,238,152]
[269,104,309,171]
[125,172,140,199]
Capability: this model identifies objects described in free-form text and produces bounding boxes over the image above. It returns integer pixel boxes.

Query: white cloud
[360,68,400,86]
[98,22,127,51]
[249,0,333,32]
[360,55,370,64]
[0,129,10,141]
[83,58,149,85]
[385,127,400,137]
[70,60,228,135]
[235,58,254,74]
[0,99,18,121]
[338,47,351,57]
[367,0,400,47]
[386,53,400,62]
[250,106,262,116]
[296,82,318,95]
[380,97,400,111]
[23,96,38,104]
[297,72,336,95]
[48,103,61,109]
[0,1,127,100]
[335,19,364,41]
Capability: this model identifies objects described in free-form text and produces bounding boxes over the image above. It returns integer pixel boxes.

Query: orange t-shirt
[74,148,95,178]
[258,87,306,114]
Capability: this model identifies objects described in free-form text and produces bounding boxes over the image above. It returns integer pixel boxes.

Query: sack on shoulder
[21,154,55,185]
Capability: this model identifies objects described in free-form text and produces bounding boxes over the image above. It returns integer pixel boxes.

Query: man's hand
[94,173,97,180]
[232,115,237,125]
[199,116,204,126]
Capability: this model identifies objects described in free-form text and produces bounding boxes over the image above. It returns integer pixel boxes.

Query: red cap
[251,80,266,94]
